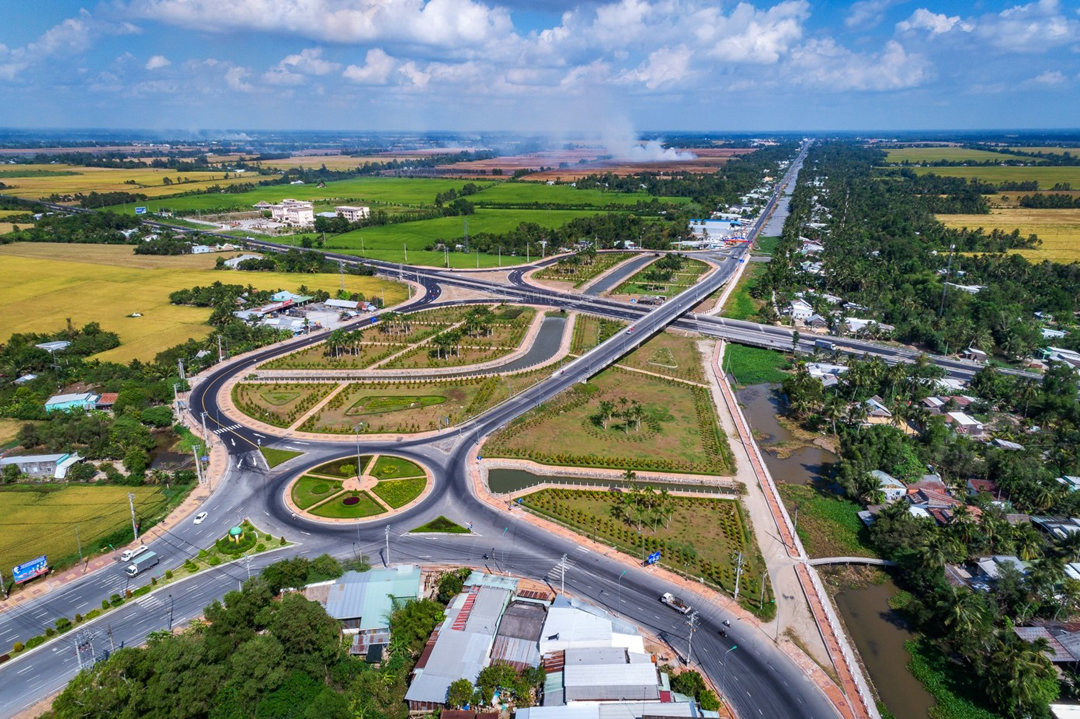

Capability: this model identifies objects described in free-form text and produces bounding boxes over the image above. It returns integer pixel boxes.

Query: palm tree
[1057,530,1080,561]
[1013,524,1044,562]
[937,587,987,639]
[821,394,844,436]
[597,401,615,430]
[986,630,1055,718]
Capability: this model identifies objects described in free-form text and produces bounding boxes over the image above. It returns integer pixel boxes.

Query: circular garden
[287,454,431,522]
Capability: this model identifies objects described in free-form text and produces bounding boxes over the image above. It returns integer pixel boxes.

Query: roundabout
[282,453,434,523]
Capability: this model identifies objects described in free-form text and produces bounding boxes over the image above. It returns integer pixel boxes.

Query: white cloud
[145,54,171,70]
[788,38,929,91]
[1022,69,1067,86]
[224,65,255,92]
[974,0,1079,53]
[619,45,692,89]
[0,9,138,83]
[896,8,972,36]
[130,0,517,50]
[694,1,809,64]
[845,0,902,30]
[263,47,340,84]
[398,61,430,89]
[342,48,396,84]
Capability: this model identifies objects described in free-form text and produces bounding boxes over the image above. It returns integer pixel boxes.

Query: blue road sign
[12,555,48,583]
[646,551,661,565]
[134,206,147,215]
[516,498,523,504]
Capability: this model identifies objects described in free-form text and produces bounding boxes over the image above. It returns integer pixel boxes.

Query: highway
[0,145,850,719]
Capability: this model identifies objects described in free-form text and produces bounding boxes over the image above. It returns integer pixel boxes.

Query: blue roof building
[45,392,99,413]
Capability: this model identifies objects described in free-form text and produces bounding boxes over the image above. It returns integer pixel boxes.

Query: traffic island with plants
[570,314,626,353]
[381,306,537,370]
[484,365,734,475]
[286,453,430,521]
[259,446,304,468]
[410,516,471,534]
[297,361,567,435]
[611,254,710,299]
[231,382,337,428]
[519,486,774,619]
[534,250,634,287]
[616,331,707,383]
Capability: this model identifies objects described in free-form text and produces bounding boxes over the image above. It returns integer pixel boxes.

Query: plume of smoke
[597,114,695,162]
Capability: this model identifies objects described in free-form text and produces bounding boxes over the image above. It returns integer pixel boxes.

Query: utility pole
[404,243,408,264]
[128,493,139,542]
[75,526,83,563]
[686,611,699,665]
[939,243,956,317]
[385,526,391,566]
[759,573,766,610]
[167,594,174,631]
[526,243,530,264]
[560,553,567,595]
[733,552,744,602]
[177,358,185,381]
[476,248,479,269]
[0,569,8,600]
[464,218,468,251]
[217,335,223,364]
[201,411,209,445]
[107,625,116,653]
[339,261,345,293]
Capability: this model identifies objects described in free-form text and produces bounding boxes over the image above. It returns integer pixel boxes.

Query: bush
[208,556,221,566]
[12,642,23,654]
[280,536,287,545]
[111,593,124,606]
[198,549,209,559]
[45,627,55,638]
[102,599,111,610]
[74,613,83,623]
[165,570,173,579]
[124,589,132,599]
[132,586,151,597]
[24,636,45,650]
[699,689,721,711]
[256,543,266,552]
[263,534,271,541]
[85,609,101,621]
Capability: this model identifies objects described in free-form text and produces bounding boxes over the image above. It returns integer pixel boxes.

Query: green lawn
[721,263,766,321]
[723,344,789,385]
[911,165,1080,189]
[777,484,877,559]
[308,491,386,519]
[370,477,427,508]
[260,447,303,468]
[534,252,635,287]
[310,456,372,478]
[471,182,688,207]
[347,395,447,416]
[291,476,343,510]
[410,516,470,533]
[613,257,710,299]
[905,639,1002,719]
[753,235,780,255]
[371,455,426,480]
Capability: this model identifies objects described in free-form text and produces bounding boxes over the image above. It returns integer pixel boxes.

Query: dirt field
[441,146,751,180]
[0,243,407,362]
[938,208,1080,263]
[0,164,278,201]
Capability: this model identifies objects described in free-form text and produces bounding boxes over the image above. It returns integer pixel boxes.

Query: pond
[736,383,835,487]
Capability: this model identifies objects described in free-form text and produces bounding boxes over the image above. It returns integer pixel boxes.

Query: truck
[125,551,159,578]
[660,592,692,614]
[815,339,836,352]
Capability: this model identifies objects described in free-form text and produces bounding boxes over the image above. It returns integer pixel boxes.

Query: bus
[125,551,159,577]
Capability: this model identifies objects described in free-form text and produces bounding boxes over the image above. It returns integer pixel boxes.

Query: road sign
[646,551,661,565]
[200,455,209,463]
[12,555,48,583]
[134,206,147,215]
[516,498,523,504]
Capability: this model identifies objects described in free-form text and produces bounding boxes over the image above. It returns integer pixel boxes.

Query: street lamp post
[722,645,738,700]
[617,569,626,609]
[354,423,363,477]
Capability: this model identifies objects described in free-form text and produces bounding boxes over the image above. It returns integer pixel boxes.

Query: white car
[120,544,149,562]
[193,511,209,525]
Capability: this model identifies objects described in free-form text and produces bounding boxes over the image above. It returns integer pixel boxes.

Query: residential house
[845,318,895,336]
[966,479,1000,498]
[946,411,986,438]
[863,395,892,418]
[992,438,1025,451]
[223,254,261,268]
[976,555,1029,580]
[1057,476,1080,492]
[944,282,985,294]
[805,313,829,329]
[787,299,814,322]
[35,341,70,353]
[870,470,907,502]
[0,453,84,479]
[45,392,99,413]
[1042,328,1068,340]
[96,393,118,410]
[258,199,315,227]
[191,245,214,254]
[14,374,36,385]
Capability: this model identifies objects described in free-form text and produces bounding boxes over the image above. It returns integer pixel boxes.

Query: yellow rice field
[0,243,408,362]
[0,164,280,201]
[938,208,1080,263]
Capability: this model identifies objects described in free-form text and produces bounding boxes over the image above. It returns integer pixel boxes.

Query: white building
[223,254,261,268]
[787,299,814,322]
[335,205,371,222]
[946,411,986,437]
[257,199,314,227]
[870,470,907,502]
[191,245,214,254]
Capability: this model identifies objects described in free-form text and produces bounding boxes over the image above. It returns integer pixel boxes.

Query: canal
[737,382,935,719]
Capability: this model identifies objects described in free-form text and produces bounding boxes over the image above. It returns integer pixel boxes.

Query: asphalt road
[0,145,846,719]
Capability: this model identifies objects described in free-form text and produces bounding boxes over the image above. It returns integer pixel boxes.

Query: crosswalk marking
[213,423,242,434]
[545,557,574,582]
[135,595,162,609]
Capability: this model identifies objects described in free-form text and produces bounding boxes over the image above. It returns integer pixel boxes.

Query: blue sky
[0,0,1077,133]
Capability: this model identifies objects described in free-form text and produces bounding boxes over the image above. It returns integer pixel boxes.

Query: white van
[120,544,149,563]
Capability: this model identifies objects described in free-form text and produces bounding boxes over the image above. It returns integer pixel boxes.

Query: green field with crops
[471,182,687,207]
[911,165,1080,188]
[0,485,170,575]
[883,147,1035,164]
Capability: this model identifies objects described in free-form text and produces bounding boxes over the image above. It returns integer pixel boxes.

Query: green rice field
[910,166,1080,188]
[470,182,687,207]
[883,147,1035,164]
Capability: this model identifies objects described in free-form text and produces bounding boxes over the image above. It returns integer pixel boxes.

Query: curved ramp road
[0,144,847,719]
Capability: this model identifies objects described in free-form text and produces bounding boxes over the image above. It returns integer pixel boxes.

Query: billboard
[134,206,147,215]
[12,555,48,583]
[646,551,661,565]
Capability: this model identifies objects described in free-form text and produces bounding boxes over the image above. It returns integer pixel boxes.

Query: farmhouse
[45,392,99,413]
[335,205,371,222]
[870,470,907,502]
[786,299,814,321]
[0,452,84,480]
[223,254,261,268]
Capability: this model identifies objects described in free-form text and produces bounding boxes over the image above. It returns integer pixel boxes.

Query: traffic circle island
[283,454,433,523]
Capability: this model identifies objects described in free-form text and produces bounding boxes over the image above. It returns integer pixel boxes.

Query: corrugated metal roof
[404,631,493,703]
[496,602,547,641]
[518,706,599,719]
[323,566,421,630]
[565,647,627,665]
[565,662,658,688]
[464,571,520,592]
[564,684,660,702]
[464,587,509,634]
[490,635,540,669]
[599,702,696,718]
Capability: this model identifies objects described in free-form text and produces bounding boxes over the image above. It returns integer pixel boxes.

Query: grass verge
[410,516,470,533]
[723,344,789,385]
[260,447,303,468]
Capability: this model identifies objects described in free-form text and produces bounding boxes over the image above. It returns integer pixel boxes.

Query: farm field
[911,165,1080,189]
[520,488,771,615]
[883,147,1032,164]
[612,257,711,299]
[0,484,169,576]
[0,222,30,235]
[107,176,495,214]
[255,154,433,170]
[534,252,635,287]
[1006,147,1080,156]
[470,182,687,207]
[0,163,274,201]
[323,208,610,268]
[937,209,1080,263]
[0,244,407,362]
[485,366,733,475]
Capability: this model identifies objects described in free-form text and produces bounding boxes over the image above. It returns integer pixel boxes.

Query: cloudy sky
[0,0,1077,132]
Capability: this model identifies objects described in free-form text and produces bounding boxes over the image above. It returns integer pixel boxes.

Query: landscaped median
[6,519,289,659]
[284,454,432,522]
